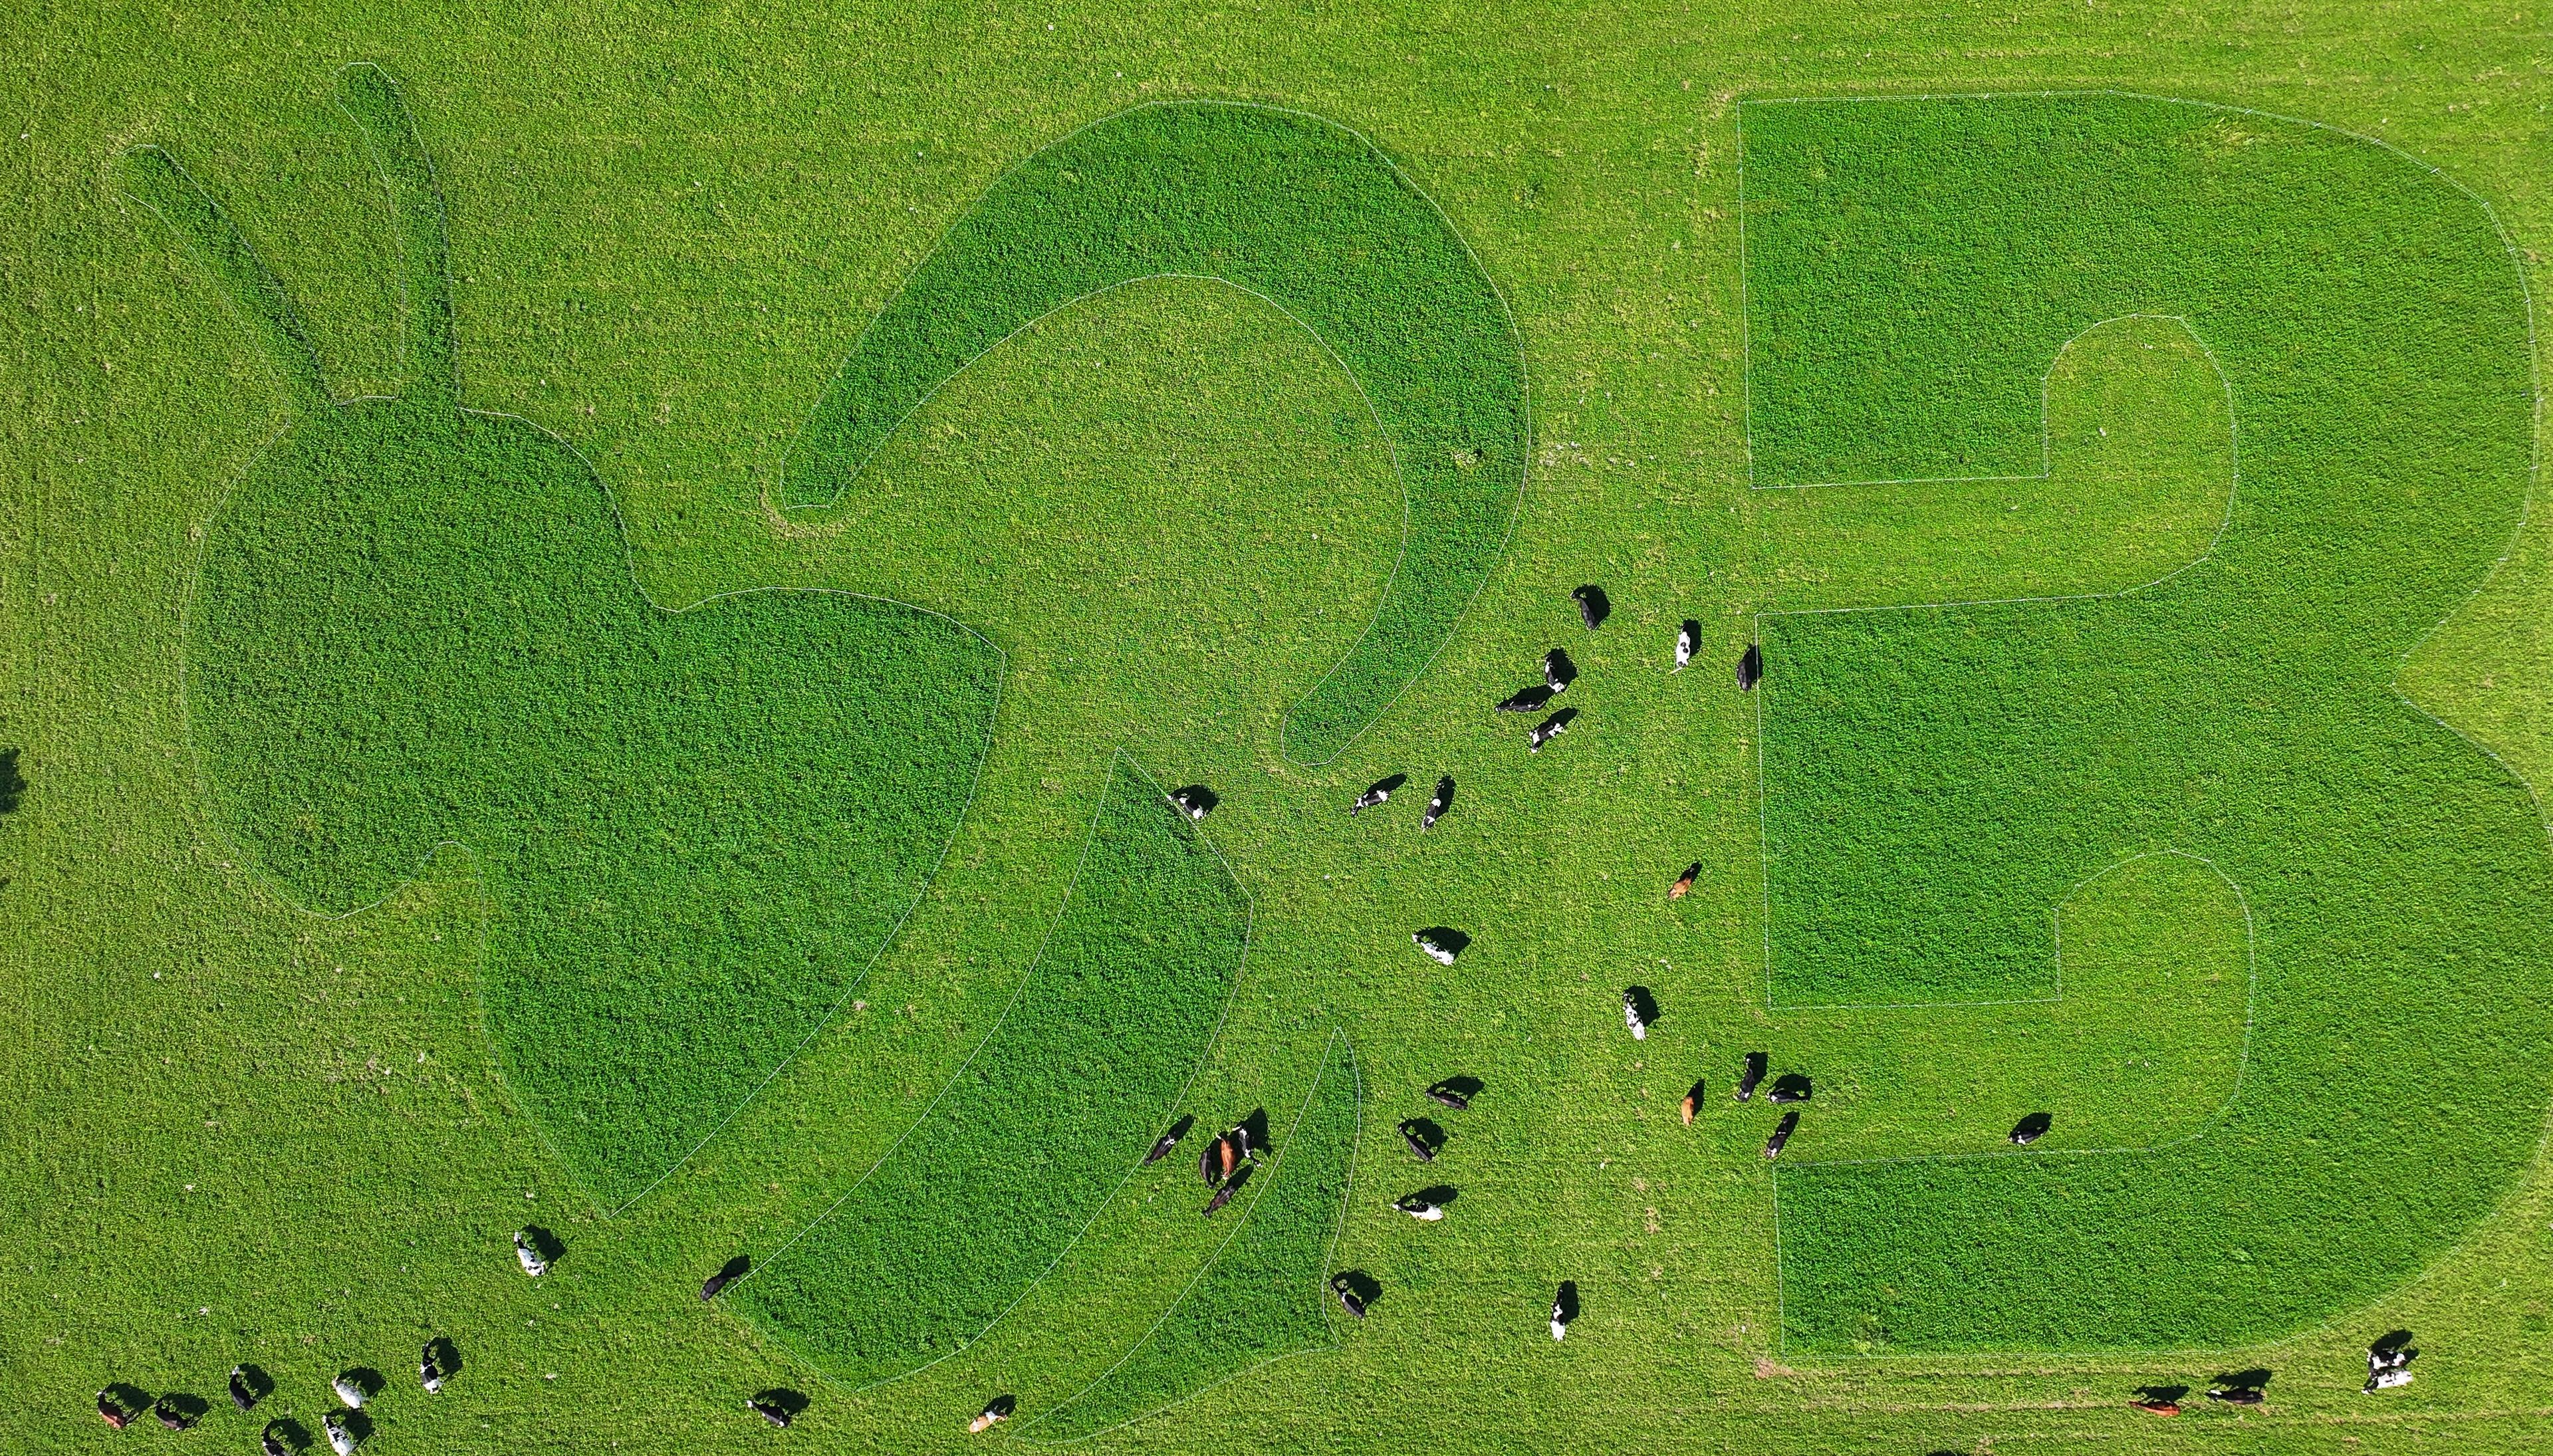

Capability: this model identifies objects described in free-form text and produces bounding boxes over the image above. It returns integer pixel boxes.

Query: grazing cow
[1528,710,1570,753]
[264,1420,293,1456]
[1351,779,1393,814]
[1767,1076,1810,1106]
[1413,931,1459,967]
[231,1364,261,1412]
[1572,584,1609,631]
[2369,1344,2413,1374]
[1228,1124,1254,1162]
[1396,1193,1445,1221]
[514,1228,548,1277]
[1669,863,1698,900]
[155,1395,196,1431]
[1399,1119,1437,1163]
[1621,990,1648,1041]
[1737,644,1763,691]
[333,1373,366,1410]
[1735,1052,1767,1102]
[1145,1130,1181,1164]
[1217,1134,1241,1181]
[1680,1086,1700,1126]
[1331,1274,1368,1319]
[2207,1384,2264,1406]
[421,1347,445,1395]
[2366,1368,2413,1392]
[2129,1399,2181,1417]
[1423,776,1453,830]
[749,1396,794,1428]
[1168,785,1213,820]
[969,1397,1015,1433]
[1199,1138,1224,1187]
[96,1390,131,1430]
[1497,684,1555,714]
[1204,1182,1238,1215]
[1425,1082,1470,1111]
[1543,648,1575,692]
[1763,1110,1800,1159]
[703,1254,749,1300]
[1674,620,1697,673]
[1549,1293,1570,1342]
[324,1409,359,1455]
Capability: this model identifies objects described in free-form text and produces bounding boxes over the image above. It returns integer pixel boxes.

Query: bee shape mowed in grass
[130,69,1522,1416]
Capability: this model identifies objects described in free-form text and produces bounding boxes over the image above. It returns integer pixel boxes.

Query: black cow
[1528,708,1576,753]
[1763,1110,1800,1159]
[1399,1119,1439,1163]
[230,1364,265,1412]
[1735,1052,1768,1102]
[702,1254,750,1300]
[1497,684,1555,714]
[1737,643,1764,691]
[2009,1112,2053,1146]
[1423,777,1454,830]
[1425,1082,1470,1111]
[1572,585,1610,630]
[1331,1274,1368,1319]
[1167,785,1215,820]
[1542,648,1576,691]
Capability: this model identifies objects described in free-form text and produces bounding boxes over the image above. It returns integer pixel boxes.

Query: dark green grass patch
[1745,94,2553,1350]
[779,101,1526,765]
[1031,1032,1360,1442]
[733,757,1252,1387]
[139,70,1001,1212]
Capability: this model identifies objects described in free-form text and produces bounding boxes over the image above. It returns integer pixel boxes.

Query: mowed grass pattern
[780,102,1526,765]
[1746,96,2553,1350]
[1033,1033,1360,1442]
[733,759,1253,1387]
[146,70,1002,1212]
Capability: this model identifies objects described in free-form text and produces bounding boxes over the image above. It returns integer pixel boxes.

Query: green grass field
[13,5,2553,1453]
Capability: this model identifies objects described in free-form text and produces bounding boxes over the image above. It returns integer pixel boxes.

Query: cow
[514,1228,548,1277]
[154,1395,196,1431]
[230,1365,262,1412]
[1572,584,1610,631]
[1497,684,1555,714]
[1413,931,1459,966]
[1396,1193,1445,1221]
[1767,1076,1810,1106]
[1425,1082,1471,1111]
[1735,1052,1767,1102]
[1669,863,1698,900]
[1737,643,1763,691]
[2129,1398,2181,1417]
[1528,709,1572,753]
[1145,1128,1182,1164]
[1764,1110,1800,1159]
[969,1397,1015,1433]
[1167,785,1214,820]
[2009,1112,2052,1146]
[1622,990,1648,1041]
[421,1345,446,1395]
[1331,1274,1368,1319]
[2366,1368,2413,1392]
[324,1409,360,1455]
[263,1420,294,1456]
[1543,648,1576,692]
[702,1255,749,1300]
[1674,620,1697,673]
[2207,1384,2264,1406]
[1351,779,1393,814]
[748,1396,794,1428]
[1205,1163,1251,1215]
[96,1391,131,1430]
[1218,1134,1241,1181]
[332,1373,367,1411]
[1681,1084,1701,1126]
[1423,776,1454,830]
[1200,1137,1228,1187]
[1399,1119,1438,1163]
[1549,1292,1571,1342]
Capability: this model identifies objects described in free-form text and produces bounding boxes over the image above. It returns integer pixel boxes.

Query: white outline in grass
[730,750,1265,1395]
[763,98,1534,769]
[1736,87,2550,1361]
[122,65,1011,1222]
[1018,1027,1363,1445]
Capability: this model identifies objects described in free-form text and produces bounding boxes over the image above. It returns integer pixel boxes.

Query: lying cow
[1621,991,1648,1041]
[1331,1275,1368,1319]
[1669,864,1698,900]
[1543,648,1575,692]
[1399,1119,1438,1163]
[96,1391,132,1431]
[1396,1193,1445,1221]
[1425,1082,1470,1111]
[324,1408,360,1454]
[1351,779,1394,814]
[1423,777,1453,830]
[1764,1110,1800,1159]
[1413,931,1459,967]
[1673,620,1697,673]
[1737,644,1763,691]
[1528,711,1572,753]
[1735,1052,1766,1102]
[514,1229,548,1278]
[1572,584,1609,631]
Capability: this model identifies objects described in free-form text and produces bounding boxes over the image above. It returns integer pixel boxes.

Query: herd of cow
[88,590,2420,1440]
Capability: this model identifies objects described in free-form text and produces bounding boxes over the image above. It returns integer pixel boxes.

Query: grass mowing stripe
[1744,93,2553,1352]
[142,69,1001,1211]
[777,101,1526,765]
[733,757,1253,1388]
[1028,1032,1361,1443]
